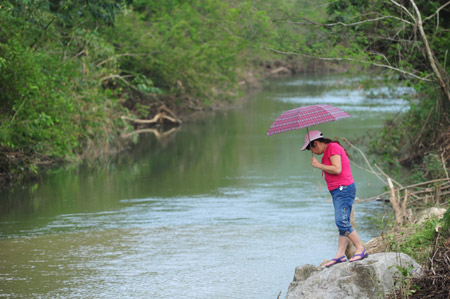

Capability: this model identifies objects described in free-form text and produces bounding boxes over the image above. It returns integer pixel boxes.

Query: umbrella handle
[306,127,316,174]
[306,127,313,159]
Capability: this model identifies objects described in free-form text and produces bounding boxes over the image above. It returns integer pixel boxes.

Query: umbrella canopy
[266,104,351,136]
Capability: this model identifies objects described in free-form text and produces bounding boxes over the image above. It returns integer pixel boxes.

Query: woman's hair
[307,137,350,158]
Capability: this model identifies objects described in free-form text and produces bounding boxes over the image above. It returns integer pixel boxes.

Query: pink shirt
[321,142,354,191]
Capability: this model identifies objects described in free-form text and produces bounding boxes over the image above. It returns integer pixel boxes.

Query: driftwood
[121,105,182,126]
[121,105,181,140]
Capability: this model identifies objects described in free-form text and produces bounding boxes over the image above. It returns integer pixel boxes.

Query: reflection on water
[0,74,400,298]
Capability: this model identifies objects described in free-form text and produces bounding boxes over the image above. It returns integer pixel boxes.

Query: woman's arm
[311,155,342,174]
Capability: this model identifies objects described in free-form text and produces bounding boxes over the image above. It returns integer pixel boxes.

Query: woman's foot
[349,248,368,262]
[325,255,347,268]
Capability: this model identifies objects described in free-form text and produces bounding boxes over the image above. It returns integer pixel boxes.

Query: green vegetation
[383,204,450,297]
[1,0,449,186]
[263,0,450,183]
[0,0,131,181]
[0,0,326,183]
[387,220,438,264]
[322,0,450,183]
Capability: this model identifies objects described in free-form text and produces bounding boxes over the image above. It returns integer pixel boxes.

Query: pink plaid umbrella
[266,104,351,137]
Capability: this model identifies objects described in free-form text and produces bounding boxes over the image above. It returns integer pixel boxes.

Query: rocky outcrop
[286,252,422,299]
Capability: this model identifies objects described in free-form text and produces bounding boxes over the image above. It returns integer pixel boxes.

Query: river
[0,74,410,298]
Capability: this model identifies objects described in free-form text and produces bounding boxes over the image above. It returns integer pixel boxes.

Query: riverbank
[1,73,392,298]
[285,180,449,298]
[373,181,450,298]
[0,58,349,187]
[155,59,350,119]
[354,142,450,296]
[1,0,332,187]
[290,138,450,297]
[357,179,449,298]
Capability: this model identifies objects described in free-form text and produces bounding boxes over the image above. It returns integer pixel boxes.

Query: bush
[0,1,128,180]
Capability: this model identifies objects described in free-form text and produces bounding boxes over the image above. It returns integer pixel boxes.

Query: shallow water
[0,74,410,298]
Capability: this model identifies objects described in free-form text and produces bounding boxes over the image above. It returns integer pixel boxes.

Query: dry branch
[374,164,403,188]
[263,48,432,82]
[360,176,450,224]
[280,15,414,27]
[423,1,450,25]
[270,0,450,103]
[121,105,182,128]
[342,138,387,184]
[408,0,450,103]
[396,178,449,191]
[388,178,406,225]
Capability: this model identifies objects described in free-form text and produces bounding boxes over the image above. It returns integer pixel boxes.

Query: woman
[301,130,368,267]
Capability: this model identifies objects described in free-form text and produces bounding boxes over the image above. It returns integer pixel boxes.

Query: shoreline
[0,60,351,188]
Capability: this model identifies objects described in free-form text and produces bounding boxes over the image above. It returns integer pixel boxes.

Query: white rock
[286,252,422,299]
[416,207,447,224]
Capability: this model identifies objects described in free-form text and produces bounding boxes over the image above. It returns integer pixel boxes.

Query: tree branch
[30,16,56,50]
[341,138,387,185]
[262,48,432,81]
[279,15,414,27]
[423,1,450,23]
[408,0,450,103]
[388,0,416,21]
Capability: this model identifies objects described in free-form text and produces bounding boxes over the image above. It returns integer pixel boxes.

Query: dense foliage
[322,0,450,181]
[1,0,448,184]
[0,0,132,180]
[0,0,314,182]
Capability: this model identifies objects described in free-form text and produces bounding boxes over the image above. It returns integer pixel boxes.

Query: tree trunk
[409,0,450,104]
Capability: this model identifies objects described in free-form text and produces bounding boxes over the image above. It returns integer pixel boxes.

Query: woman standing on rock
[301,130,368,267]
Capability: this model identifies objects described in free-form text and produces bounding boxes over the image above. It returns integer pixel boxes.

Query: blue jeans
[330,183,356,236]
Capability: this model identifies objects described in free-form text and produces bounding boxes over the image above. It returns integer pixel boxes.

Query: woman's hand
[311,157,322,169]
[311,155,342,174]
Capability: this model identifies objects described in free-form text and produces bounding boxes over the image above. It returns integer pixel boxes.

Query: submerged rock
[286,252,422,299]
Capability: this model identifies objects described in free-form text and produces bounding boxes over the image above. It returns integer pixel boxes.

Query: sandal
[349,249,368,262]
[325,255,347,268]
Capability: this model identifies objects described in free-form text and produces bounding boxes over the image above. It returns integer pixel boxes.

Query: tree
[325,0,450,103]
[275,0,449,173]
